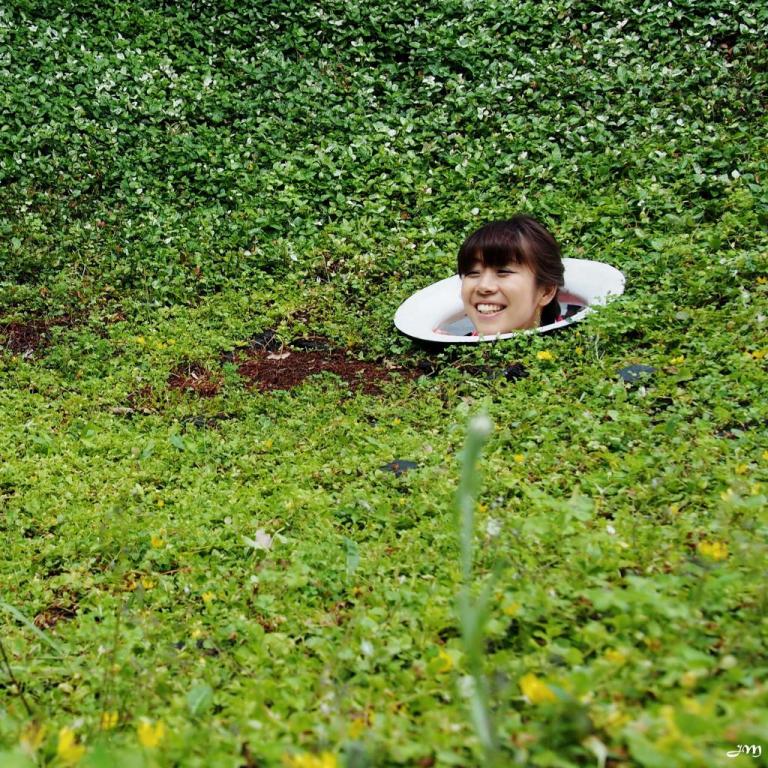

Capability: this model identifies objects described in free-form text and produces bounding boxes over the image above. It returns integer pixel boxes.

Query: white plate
[394,258,625,343]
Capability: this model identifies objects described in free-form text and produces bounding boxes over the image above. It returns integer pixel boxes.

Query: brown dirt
[236,344,416,394]
[124,384,158,414]
[0,316,76,355]
[167,362,223,397]
[34,595,78,630]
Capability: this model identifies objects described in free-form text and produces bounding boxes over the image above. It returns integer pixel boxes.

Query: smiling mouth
[475,303,507,315]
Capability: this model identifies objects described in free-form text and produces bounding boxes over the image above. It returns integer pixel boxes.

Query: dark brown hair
[457,215,565,325]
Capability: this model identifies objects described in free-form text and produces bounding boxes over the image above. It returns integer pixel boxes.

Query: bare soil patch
[0,316,77,355]
[236,340,416,394]
[167,361,223,397]
[34,589,79,630]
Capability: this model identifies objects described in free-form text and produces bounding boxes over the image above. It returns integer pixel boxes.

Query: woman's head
[458,215,564,334]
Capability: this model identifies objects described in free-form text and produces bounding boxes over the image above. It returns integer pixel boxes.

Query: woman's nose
[477,270,497,291]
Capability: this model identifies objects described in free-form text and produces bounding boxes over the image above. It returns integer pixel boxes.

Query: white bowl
[394,258,625,343]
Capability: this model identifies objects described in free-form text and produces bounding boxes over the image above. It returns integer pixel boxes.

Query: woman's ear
[537,283,558,307]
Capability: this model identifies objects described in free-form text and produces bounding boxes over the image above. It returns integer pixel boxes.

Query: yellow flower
[150,535,165,548]
[156,499,165,508]
[751,349,766,360]
[20,722,46,754]
[519,673,557,704]
[681,671,700,689]
[436,647,454,673]
[201,591,215,604]
[503,601,521,617]
[669,355,685,365]
[135,336,146,345]
[763,450,768,461]
[141,576,155,590]
[757,276,768,285]
[575,346,584,355]
[599,705,630,731]
[513,453,525,464]
[735,463,749,475]
[283,752,338,768]
[137,719,166,749]
[100,711,119,730]
[697,540,729,561]
[604,649,628,665]
[57,727,86,765]
[536,350,554,361]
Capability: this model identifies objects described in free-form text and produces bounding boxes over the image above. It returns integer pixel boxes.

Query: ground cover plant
[1,0,767,765]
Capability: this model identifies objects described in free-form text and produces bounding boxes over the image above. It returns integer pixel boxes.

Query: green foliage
[0,1,767,766]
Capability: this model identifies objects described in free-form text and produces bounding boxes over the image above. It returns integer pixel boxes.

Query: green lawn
[1,2,767,766]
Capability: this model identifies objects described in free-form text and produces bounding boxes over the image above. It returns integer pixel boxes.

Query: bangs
[458,220,537,275]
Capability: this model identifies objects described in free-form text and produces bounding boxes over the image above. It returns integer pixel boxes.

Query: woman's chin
[473,319,511,335]
[471,314,536,335]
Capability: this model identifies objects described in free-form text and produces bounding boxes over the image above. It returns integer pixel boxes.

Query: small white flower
[486,518,502,538]
[606,524,616,535]
[361,640,374,657]
[243,529,273,551]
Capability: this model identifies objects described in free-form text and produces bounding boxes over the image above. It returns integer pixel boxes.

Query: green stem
[0,637,33,717]
[454,413,498,764]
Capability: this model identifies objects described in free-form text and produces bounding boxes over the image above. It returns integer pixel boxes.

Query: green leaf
[82,745,145,768]
[0,749,35,768]
[0,600,65,655]
[187,682,214,717]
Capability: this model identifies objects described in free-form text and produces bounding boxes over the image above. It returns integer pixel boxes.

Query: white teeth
[477,304,505,314]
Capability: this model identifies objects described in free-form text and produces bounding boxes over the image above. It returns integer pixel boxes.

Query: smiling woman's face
[460,261,557,335]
